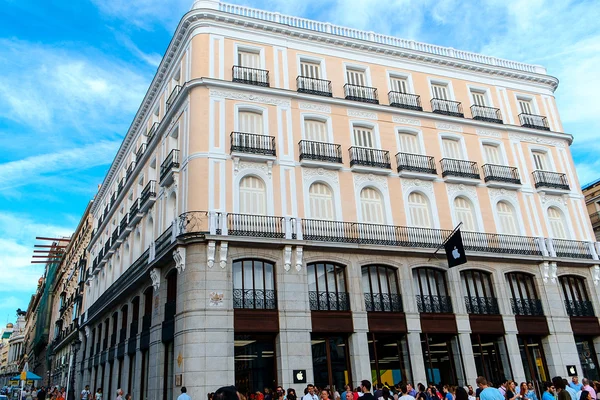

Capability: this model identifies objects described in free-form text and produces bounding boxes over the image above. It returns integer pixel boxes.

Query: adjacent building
[5,313,27,386]
[76,2,600,400]
[0,323,14,385]
[583,180,600,241]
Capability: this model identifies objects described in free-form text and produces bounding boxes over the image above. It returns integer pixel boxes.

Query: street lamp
[66,339,81,400]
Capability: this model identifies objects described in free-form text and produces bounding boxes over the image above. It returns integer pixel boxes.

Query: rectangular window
[431,83,449,100]
[237,50,260,69]
[238,111,263,134]
[304,119,328,142]
[518,98,533,114]
[353,126,374,148]
[442,138,463,159]
[483,144,502,165]
[471,90,487,106]
[346,68,366,86]
[390,76,409,93]
[300,61,321,79]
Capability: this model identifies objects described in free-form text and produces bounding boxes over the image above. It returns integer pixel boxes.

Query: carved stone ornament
[209,291,224,307]
[219,242,228,269]
[392,116,421,126]
[354,173,388,190]
[295,246,303,272]
[347,109,377,120]
[400,178,433,195]
[302,167,339,184]
[283,245,292,272]
[299,102,331,113]
[207,240,216,268]
[488,187,518,201]
[508,132,566,148]
[541,261,557,284]
[173,247,186,274]
[436,122,463,132]
[150,268,161,291]
[539,193,566,205]
[446,183,477,197]
[209,89,292,107]
[593,265,600,286]
[235,160,273,179]
[476,128,502,138]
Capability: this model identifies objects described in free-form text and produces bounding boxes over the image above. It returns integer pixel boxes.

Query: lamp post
[66,339,81,400]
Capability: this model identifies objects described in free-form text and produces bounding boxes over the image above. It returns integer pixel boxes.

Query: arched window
[547,206,568,239]
[238,110,263,134]
[360,187,385,224]
[506,272,542,316]
[304,118,328,142]
[413,267,452,313]
[308,182,334,220]
[559,275,594,317]
[461,270,498,314]
[496,201,519,235]
[398,131,420,154]
[307,262,348,311]
[361,265,401,312]
[454,196,477,231]
[233,259,276,310]
[407,192,432,228]
[239,176,266,215]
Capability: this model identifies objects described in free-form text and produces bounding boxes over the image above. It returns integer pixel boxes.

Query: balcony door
[518,99,533,115]
[483,144,503,165]
[346,68,366,86]
[506,273,542,316]
[360,187,385,225]
[238,111,263,135]
[390,76,409,93]
[454,196,478,231]
[238,50,260,69]
[461,270,498,314]
[398,132,421,155]
[304,119,328,142]
[301,61,321,79]
[353,126,374,148]
[547,206,568,239]
[431,83,449,100]
[413,267,452,313]
[531,151,549,171]
[559,275,593,317]
[308,183,335,221]
[407,192,433,229]
[362,265,401,312]
[442,138,463,160]
[307,262,348,311]
[239,176,267,215]
[496,201,520,235]
[233,259,276,310]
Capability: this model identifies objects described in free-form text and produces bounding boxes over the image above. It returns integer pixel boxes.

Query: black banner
[444,229,467,268]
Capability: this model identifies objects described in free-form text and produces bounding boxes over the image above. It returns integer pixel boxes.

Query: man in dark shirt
[553,377,571,400]
[361,381,375,400]
[38,387,47,400]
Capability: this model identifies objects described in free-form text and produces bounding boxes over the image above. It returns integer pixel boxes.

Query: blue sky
[0,0,599,325]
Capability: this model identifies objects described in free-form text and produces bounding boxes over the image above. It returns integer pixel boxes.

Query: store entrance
[471,334,512,386]
[575,336,600,381]
[235,334,277,397]
[421,333,465,386]
[518,335,549,396]
[311,334,352,392]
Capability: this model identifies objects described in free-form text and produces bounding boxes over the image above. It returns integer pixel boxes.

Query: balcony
[482,164,521,188]
[110,334,117,347]
[230,132,276,160]
[388,91,422,111]
[590,212,600,228]
[532,170,570,192]
[416,295,453,313]
[227,213,285,239]
[552,239,595,259]
[309,291,350,311]
[296,76,332,97]
[160,149,180,186]
[146,122,159,144]
[440,158,480,184]
[119,213,130,239]
[110,227,120,250]
[232,66,269,87]
[104,238,112,257]
[465,296,500,315]
[565,300,595,317]
[511,298,544,316]
[349,147,391,174]
[364,293,403,312]
[140,315,151,351]
[298,140,342,168]
[128,198,142,226]
[344,83,378,104]
[136,143,147,160]
[233,289,277,309]
[519,113,550,131]
[117,177,124,194]
[140,180,157,212]
[127,320,138,355]
[395,152,437,179]
[166,85,182,111]
[471,105,503,124]
[431,98,464,118]
[162,300,176,342]
[126,161,136,182]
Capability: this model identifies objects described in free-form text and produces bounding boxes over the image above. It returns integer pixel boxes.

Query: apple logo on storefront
[293,370,307,384]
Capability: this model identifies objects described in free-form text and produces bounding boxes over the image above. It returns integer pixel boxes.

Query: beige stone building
[78,2,600,400]
[583,180,600,241]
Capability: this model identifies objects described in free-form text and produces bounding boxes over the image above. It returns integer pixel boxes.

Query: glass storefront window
[368,333,412,386]
[421,333,465,386]
[235,334,277,397]
[312,335,351,391]
[575,336,600,381]
[471,334,512,385]
[518,336,548,396]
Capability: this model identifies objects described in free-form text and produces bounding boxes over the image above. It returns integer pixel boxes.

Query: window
[361,265,401,312]
[237,49,260,68]
[308,183,334,220]
[360,187,385,224]
[304,119,327,142]
[532,151,549,171]
[390,76,409,93]
[239,176,266,215]
[307,262,348,311]
[353,126,374,148]
[398,132,420,154]
[300,60,321,79]
[238,111,263,134]
[471,90,487,106]
[518,98,533,114]
[483,144,503,165]
[442,138,463,159]
[431,83,449,100]
[407,192,433,228]
[461,270,498,314]
[506,272,542,316]
[454,196,478,231]
[232,259,276,309]
[346,68,366,86]
[413,267,452,313]
[547,206,568,239]
[496,201,519,235]
[559,275,593,317]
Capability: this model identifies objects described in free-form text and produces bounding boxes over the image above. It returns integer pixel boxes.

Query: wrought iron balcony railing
[388,91,422,111]
[119,213,129,233]
[344,83,379,104]
[565,300,595,317]
[416,295,453,313]
[552,239,595,259]
[471,105,503,124]
[532,170,569,190]
[111,227,119,244]
[146,122,159,143]
[164,299,176,321]
[511,298,544,316]
[519,113,550,131]
[431,98,464,118]
[349,146,391,169]
[465,296,500,314]
[364,293,403,312]
[230,132,276,156]
[396,152,436,174]
[166,85,182,110]
[227,213,285,238]
[482,164,521,185]
[129,198,140,217]
[299,140,342,164]
[296,76,332,97]
[126,161,136,181]
[232,66,269,86]
[136,143,147,159]
[160,149,180,182]
[309,291,350,311]
[140,180,157,206]
[233,289,277,309]
[440,158,480,180]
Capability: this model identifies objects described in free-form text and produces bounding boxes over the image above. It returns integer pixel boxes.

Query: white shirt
[178,394,192,400]
[302,394,318,400]
[399,396,416,400]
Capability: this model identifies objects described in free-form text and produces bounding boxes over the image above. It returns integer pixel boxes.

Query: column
[347,258,371,387]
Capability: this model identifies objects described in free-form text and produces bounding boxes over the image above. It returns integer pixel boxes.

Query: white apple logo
[296,371,304,381]
[570,367,576,375]
[452,246,460,259]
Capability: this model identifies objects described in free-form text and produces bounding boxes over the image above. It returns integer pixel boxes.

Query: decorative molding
[541,261,557,284]
[283,245,292,272]
[235,160,273,179]
[295,246,303,272]
[219,242,228,269]
[354,173,388,189]
[302,167,339,184]
[299,102,331,113]
[209,89,291,107]
[150,268,161,291]
[173,247,186,274]
[347,109,377,120]
[392,116,421,126]
[209,291,224,307]
[539,192,568,205]
[508,132,566,148]
[488,188,518,201]
[476,128,502,138]
[207,240,216,268]
[400,178,434,195]
[446,183,477,197]
[436,122,463,132]
[592,265,600,286]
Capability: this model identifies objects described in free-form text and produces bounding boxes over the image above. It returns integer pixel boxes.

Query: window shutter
[238,111,263,134]
[353,127,374,148]
[304,119,328,142]
[239,176,266,215]
[497,201,519,235]
[532,151,547,171]
[360,188,385,224]
[442,138,462,159]
[518,99,533,114]
[300,61,321,79]
[390,76,409,93]
[471,91,487,106]
[454,197,477,231]
[398,133,420,154]
[483,144,502,165]
[346,69,366,86]
[548,207,568,239]
[432,84,448,100]
[238,50,260,68]
[408,192,432,228]
[309,183,334,220]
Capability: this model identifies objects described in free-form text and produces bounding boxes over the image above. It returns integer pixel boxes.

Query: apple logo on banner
[452,247,460,259]
[293,370,307,384]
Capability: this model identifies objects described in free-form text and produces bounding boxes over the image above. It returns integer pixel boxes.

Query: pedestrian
[442,387,453,400]
[562,380,577,400]
[525,383,537,400]
[476,377,505,400]
[178,387,192,400]
[399,384,415,400]
[361,381,375,400]
[116,389,124,400]
[570,379,583,393]
[342,386,351,400]
[125,395,131,400]
[407,387,417,399]
[582,380,596,400]
[303,386,318,400]
[81,386,91,400]
[581,392,592,400]
[287,389,298,400]
[455,388,468,400]
[505,381,520,400]
[38,387,47,400]
[380,388,394,400]
[552,377,570,400]
[95,389,103,400]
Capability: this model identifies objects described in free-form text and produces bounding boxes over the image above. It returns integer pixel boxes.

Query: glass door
[575,336,600,381]
[518,336,549,397]
[235,334,277,398]
[472,334,512,385]
[421,333,465,386]
[311,335,352,392]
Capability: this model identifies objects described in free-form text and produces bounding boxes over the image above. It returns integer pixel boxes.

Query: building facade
[78,2,600,400]
[583,180,600,241]
[0,323,14,385]
[4,313,27,386]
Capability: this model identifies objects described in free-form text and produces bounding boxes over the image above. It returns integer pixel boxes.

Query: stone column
[347,258,371,387]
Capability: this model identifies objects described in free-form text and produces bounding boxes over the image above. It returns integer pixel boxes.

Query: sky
[0,0,599,325]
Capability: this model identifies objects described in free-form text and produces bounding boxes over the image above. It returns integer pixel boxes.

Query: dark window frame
[361,265,402,312]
